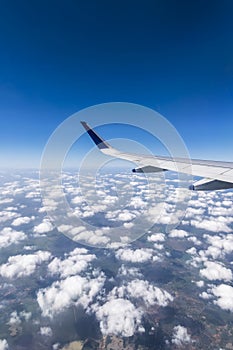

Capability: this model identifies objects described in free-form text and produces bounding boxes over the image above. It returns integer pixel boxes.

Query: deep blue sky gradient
[1,0,233,167]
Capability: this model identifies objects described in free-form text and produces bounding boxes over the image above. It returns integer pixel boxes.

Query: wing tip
[80,121,110,149]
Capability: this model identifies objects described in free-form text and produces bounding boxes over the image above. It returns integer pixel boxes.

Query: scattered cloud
[0,339,8,350]
[0,198,14,205]
[172,325,192,346]
[191,218,231,233]
[116,248,153,263]
[48,248,96,278]
[212,284,233,312]
[169,229,188,238]
[0,210,19,223]
[40,326,53,337]
[12,216,34,226]
[0,251,51,279]
[112,279,174,308]
[0,227,26,249]
[147,233,165,242]
[8,311,21,326]
[92,277,173,337]
[117,265,142,278]
[200,261,232,282]
[33,219,53,234]
[37,273,105,318]
[94,298,142,337]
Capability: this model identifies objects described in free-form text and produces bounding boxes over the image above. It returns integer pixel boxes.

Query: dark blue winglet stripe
[81,121,109,149]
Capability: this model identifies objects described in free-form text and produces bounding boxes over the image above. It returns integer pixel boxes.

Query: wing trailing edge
[81,121,233,191]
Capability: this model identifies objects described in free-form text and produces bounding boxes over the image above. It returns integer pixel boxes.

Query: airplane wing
[81,121,233,191]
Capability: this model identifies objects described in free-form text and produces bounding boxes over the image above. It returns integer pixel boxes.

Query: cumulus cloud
[116,248,153,263]
[0,339,8,350]
[191,218,232,233]
[187,236,201,245]
[195,280,204,288]
[0,227,26,249]
[212,284,233,312]
[92,278,173,337]
[204,234,233,258]
[8,311,21,326]
[119,279,174,307]
[118,211,136,222]
[117,265,142,278]
[0,210,19,223]
[72,228,110,246]
[200,261,232,281]
[0,198,13,205]
[129,196,146,209]
[12,216,33,226]
[199,291,212,300]
[172,325,192,346]
[185,207,205,218]
[19,311,32,322]
[94,298,142,337]
[40,327,53,337]
[147,233,165,242]
[48,248,96,278]
[169,229,188,238]
[33,219,53,234]
[37,273,105,318]
[0,251,51,279]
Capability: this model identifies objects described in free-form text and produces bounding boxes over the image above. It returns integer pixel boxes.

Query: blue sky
[1,0,233,167]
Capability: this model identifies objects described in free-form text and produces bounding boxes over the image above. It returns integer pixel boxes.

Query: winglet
[80,121,110,149]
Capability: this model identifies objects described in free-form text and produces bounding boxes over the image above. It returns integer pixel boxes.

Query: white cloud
[12,216,33,226]
[19,311,32,322]
[172,325,192,346]
[0,251,51,279]
[8,311,21,326]
[73,229,110,246]
[0,210,19,223]
[0,227,26,249]
[208,205,233,217]
[147,233,165,242]
[199,291,212,300]
[116,248,153,263]
[48,248,96,278]
[212,284,233,312]
[185,207,205,218]
[205,234,233,258]
[123,279,173,307]
[191,218,231,233]
[0,339,8,350]
[71,195,83,205]
[123,222,134,229]
[130,196,146,209]
[0,198,13,205]
[94,298,142,337]
[40,327,53,337]
[34,219,53,234]
[200,261,232,281]
[118,211,136,222]
[169,229,188,238]
[37,273,105,318]
[195,280,204,288]
[187,236,201,245]
[153,243,164,250]
[186,247,197,255]
[117,265,142,278]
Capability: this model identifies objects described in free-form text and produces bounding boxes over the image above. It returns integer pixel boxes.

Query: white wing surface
[81,121,233,191]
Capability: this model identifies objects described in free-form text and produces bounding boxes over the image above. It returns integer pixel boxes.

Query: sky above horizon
[1,0,233,167]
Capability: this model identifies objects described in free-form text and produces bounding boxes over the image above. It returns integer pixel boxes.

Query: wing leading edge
[80,121,233,191]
